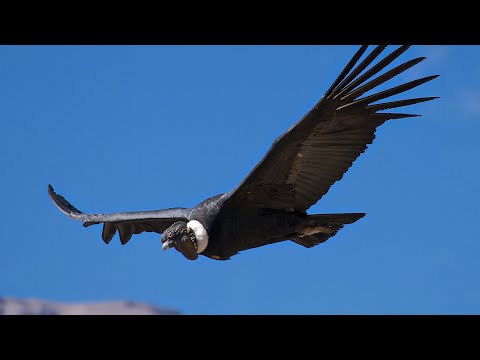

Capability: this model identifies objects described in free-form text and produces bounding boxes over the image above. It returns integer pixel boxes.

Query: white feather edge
[187,220,209,254]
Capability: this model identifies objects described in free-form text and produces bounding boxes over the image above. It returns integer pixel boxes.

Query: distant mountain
[0,297,180,315]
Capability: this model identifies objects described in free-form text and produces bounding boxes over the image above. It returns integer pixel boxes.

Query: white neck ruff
[187,220,209,254]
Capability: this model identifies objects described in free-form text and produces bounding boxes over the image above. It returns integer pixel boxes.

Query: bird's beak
[162,240,173,251]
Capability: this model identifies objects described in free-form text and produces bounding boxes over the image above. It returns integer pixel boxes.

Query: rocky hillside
[0,297,179,315]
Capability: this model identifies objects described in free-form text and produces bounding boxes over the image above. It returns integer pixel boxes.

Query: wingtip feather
[48,184,89,222]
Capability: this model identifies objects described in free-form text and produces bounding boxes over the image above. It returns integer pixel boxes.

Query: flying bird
[48,45,438,261]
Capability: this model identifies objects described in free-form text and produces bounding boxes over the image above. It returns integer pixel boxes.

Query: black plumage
[48,45,438,261]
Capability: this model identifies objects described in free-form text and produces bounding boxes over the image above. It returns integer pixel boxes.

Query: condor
[49,45,438,261]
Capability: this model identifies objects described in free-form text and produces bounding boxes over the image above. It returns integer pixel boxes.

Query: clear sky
[1,45,479,315]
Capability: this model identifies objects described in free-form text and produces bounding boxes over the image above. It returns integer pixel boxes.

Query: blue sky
[1,45,479,315]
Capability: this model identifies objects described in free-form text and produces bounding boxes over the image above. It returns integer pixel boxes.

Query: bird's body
[48,45,438,261]
[188,193,362,260]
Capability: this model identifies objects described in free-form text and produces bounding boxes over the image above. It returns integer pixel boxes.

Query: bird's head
[161,221,199,260]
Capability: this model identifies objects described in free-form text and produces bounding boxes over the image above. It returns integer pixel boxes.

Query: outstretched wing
[226,45,438,212]
[48,185,191,245]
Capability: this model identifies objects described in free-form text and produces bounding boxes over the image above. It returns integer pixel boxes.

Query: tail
[292,213,365,248]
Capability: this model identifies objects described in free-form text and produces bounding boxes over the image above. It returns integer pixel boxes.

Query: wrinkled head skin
[161,221,198,260]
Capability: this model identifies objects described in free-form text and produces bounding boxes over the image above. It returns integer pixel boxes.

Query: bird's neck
[187,220,209,254]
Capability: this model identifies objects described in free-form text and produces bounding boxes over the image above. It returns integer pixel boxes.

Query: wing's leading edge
[48,184,190,244]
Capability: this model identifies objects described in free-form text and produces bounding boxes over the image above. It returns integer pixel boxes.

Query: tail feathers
[292,213,365,248]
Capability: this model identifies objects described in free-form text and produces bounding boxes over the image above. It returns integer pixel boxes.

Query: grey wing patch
[48,184,190,245]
